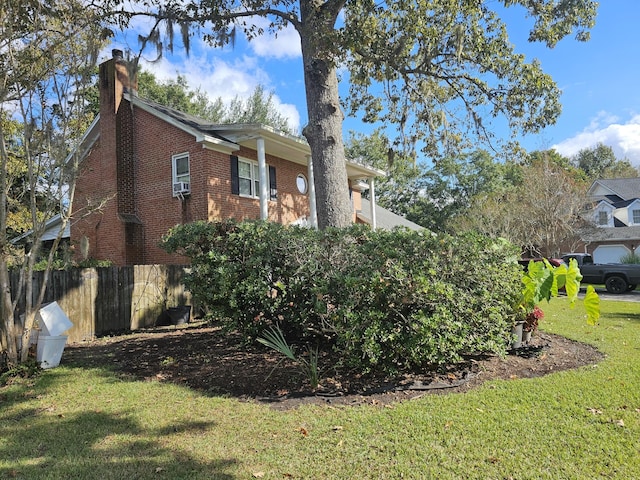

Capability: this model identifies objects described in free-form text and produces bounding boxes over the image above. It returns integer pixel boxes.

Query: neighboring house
[583,178,640,263]
[11,214,71,256]
[71,50,411,266]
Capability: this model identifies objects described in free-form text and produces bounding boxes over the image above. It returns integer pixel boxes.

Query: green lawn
[1,298,639,479]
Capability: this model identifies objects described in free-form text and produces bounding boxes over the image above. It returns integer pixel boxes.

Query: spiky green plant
[257,325,320,389]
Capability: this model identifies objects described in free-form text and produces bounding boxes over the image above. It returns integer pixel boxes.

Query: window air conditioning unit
[173,182,191,195]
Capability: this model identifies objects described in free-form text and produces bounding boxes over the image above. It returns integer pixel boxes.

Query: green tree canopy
[226,85,294,133]
[137,71,226,122]
[1,0,107,366]
[345,129,422,222]
[572,143,639,180]
[456,155,588,257]
[407,151,522,232]
[102,0,598,227]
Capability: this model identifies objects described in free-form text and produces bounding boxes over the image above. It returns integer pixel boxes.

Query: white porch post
[307,155,318,229]
[369,177,377,230]
[257,137,268,220]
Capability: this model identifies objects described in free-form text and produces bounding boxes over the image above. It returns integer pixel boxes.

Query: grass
[1,298,639,479]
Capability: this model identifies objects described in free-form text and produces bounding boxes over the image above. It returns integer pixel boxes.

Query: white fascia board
[596,199,615,211]
[65,115,100,166]
[126,105,385,177]
[587,180,617,197]
[213,124,311,158]
[346,161,386,179]
[211,124,385,178]
[197,134,240,154]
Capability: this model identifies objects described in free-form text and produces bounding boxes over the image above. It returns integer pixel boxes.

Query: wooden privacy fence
[12,265,192,343]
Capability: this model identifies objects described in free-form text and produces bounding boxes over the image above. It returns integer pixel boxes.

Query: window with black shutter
[230,154,276,200]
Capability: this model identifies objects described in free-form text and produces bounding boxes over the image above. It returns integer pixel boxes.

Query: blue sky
[109,1,640,166]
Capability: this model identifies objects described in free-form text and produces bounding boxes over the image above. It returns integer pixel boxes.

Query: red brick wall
[206,146,311,224]
[73,101,316,266]
[71,58,126,265]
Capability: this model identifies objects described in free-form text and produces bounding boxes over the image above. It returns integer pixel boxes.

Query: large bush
[161,221,522,374]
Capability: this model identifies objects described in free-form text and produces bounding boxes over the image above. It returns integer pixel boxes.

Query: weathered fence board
[11,265,191,343]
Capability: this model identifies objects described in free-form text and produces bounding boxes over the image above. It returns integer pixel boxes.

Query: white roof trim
[108,95,384,179]
[64,115,100,166]
[595,199,615,210]
[587,180,618,197]
[11,214,70,244]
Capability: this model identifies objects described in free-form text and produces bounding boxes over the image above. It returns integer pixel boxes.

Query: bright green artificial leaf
[584,285,600,326]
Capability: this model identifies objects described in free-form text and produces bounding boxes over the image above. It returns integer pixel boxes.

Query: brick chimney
[98,49,144,264]
[99,49,137,114]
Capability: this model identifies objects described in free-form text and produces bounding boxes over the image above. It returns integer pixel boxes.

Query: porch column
[307,155,318,229]
[369,177,377,230]
[257,137,268,220]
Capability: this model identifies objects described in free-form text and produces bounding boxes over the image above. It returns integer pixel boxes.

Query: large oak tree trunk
[299,1,352,229]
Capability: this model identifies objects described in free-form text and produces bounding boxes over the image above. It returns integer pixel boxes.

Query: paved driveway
[580,287,640,302]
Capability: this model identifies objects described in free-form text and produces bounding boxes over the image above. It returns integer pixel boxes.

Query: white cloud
[274,102,301,132]
[552,112,640,166]
[104,24,302,131]
[244,17,301,60]
[140,52,300,132]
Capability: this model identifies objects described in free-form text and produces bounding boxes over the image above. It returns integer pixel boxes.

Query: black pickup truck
[561,253,640,294]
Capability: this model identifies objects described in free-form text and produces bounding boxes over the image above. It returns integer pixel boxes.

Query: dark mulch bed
[63,322,605,410]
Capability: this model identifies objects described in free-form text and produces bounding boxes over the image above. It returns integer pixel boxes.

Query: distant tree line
[346,130,638,257]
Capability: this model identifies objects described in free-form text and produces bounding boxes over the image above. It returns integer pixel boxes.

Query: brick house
[71,50,416,266]
[581,177,640,263]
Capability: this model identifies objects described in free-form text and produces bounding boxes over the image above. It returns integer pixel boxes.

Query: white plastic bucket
[36,335,68,369]
[37,302,73,336]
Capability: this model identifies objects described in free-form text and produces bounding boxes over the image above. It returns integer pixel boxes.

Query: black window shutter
[230,155,239,195]
[269,165,277,200]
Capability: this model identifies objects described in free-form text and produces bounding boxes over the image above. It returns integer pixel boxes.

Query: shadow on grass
[605,311,640,323]
[0,374,237,479]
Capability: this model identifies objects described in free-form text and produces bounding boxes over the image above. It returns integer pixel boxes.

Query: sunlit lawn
[1,298,639,479]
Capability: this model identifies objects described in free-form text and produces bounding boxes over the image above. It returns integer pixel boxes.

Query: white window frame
[172,153,190,196]
[633,209,640,225]
[596,210,609,226]
[238,157,269,199]
[296,173,308,195]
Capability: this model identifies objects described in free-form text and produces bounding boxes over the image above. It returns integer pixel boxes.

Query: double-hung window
[230,155,277,200]
[238,158,260,198]
[597,210,608,226]
[633,209,640,225]
[172,153,191,196]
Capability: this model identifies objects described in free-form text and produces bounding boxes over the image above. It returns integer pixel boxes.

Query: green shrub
[161,220,522,375]
[325,230,521,370]
[620,252,640,264]
[0,358,41,385]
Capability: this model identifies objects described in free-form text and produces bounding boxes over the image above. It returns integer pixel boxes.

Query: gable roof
[357,199,424,231]
[588,178,640,201]
[76,93,385,181]
[11,214,70,245]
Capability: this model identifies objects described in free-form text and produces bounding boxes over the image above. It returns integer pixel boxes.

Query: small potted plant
[522,305,544,344]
